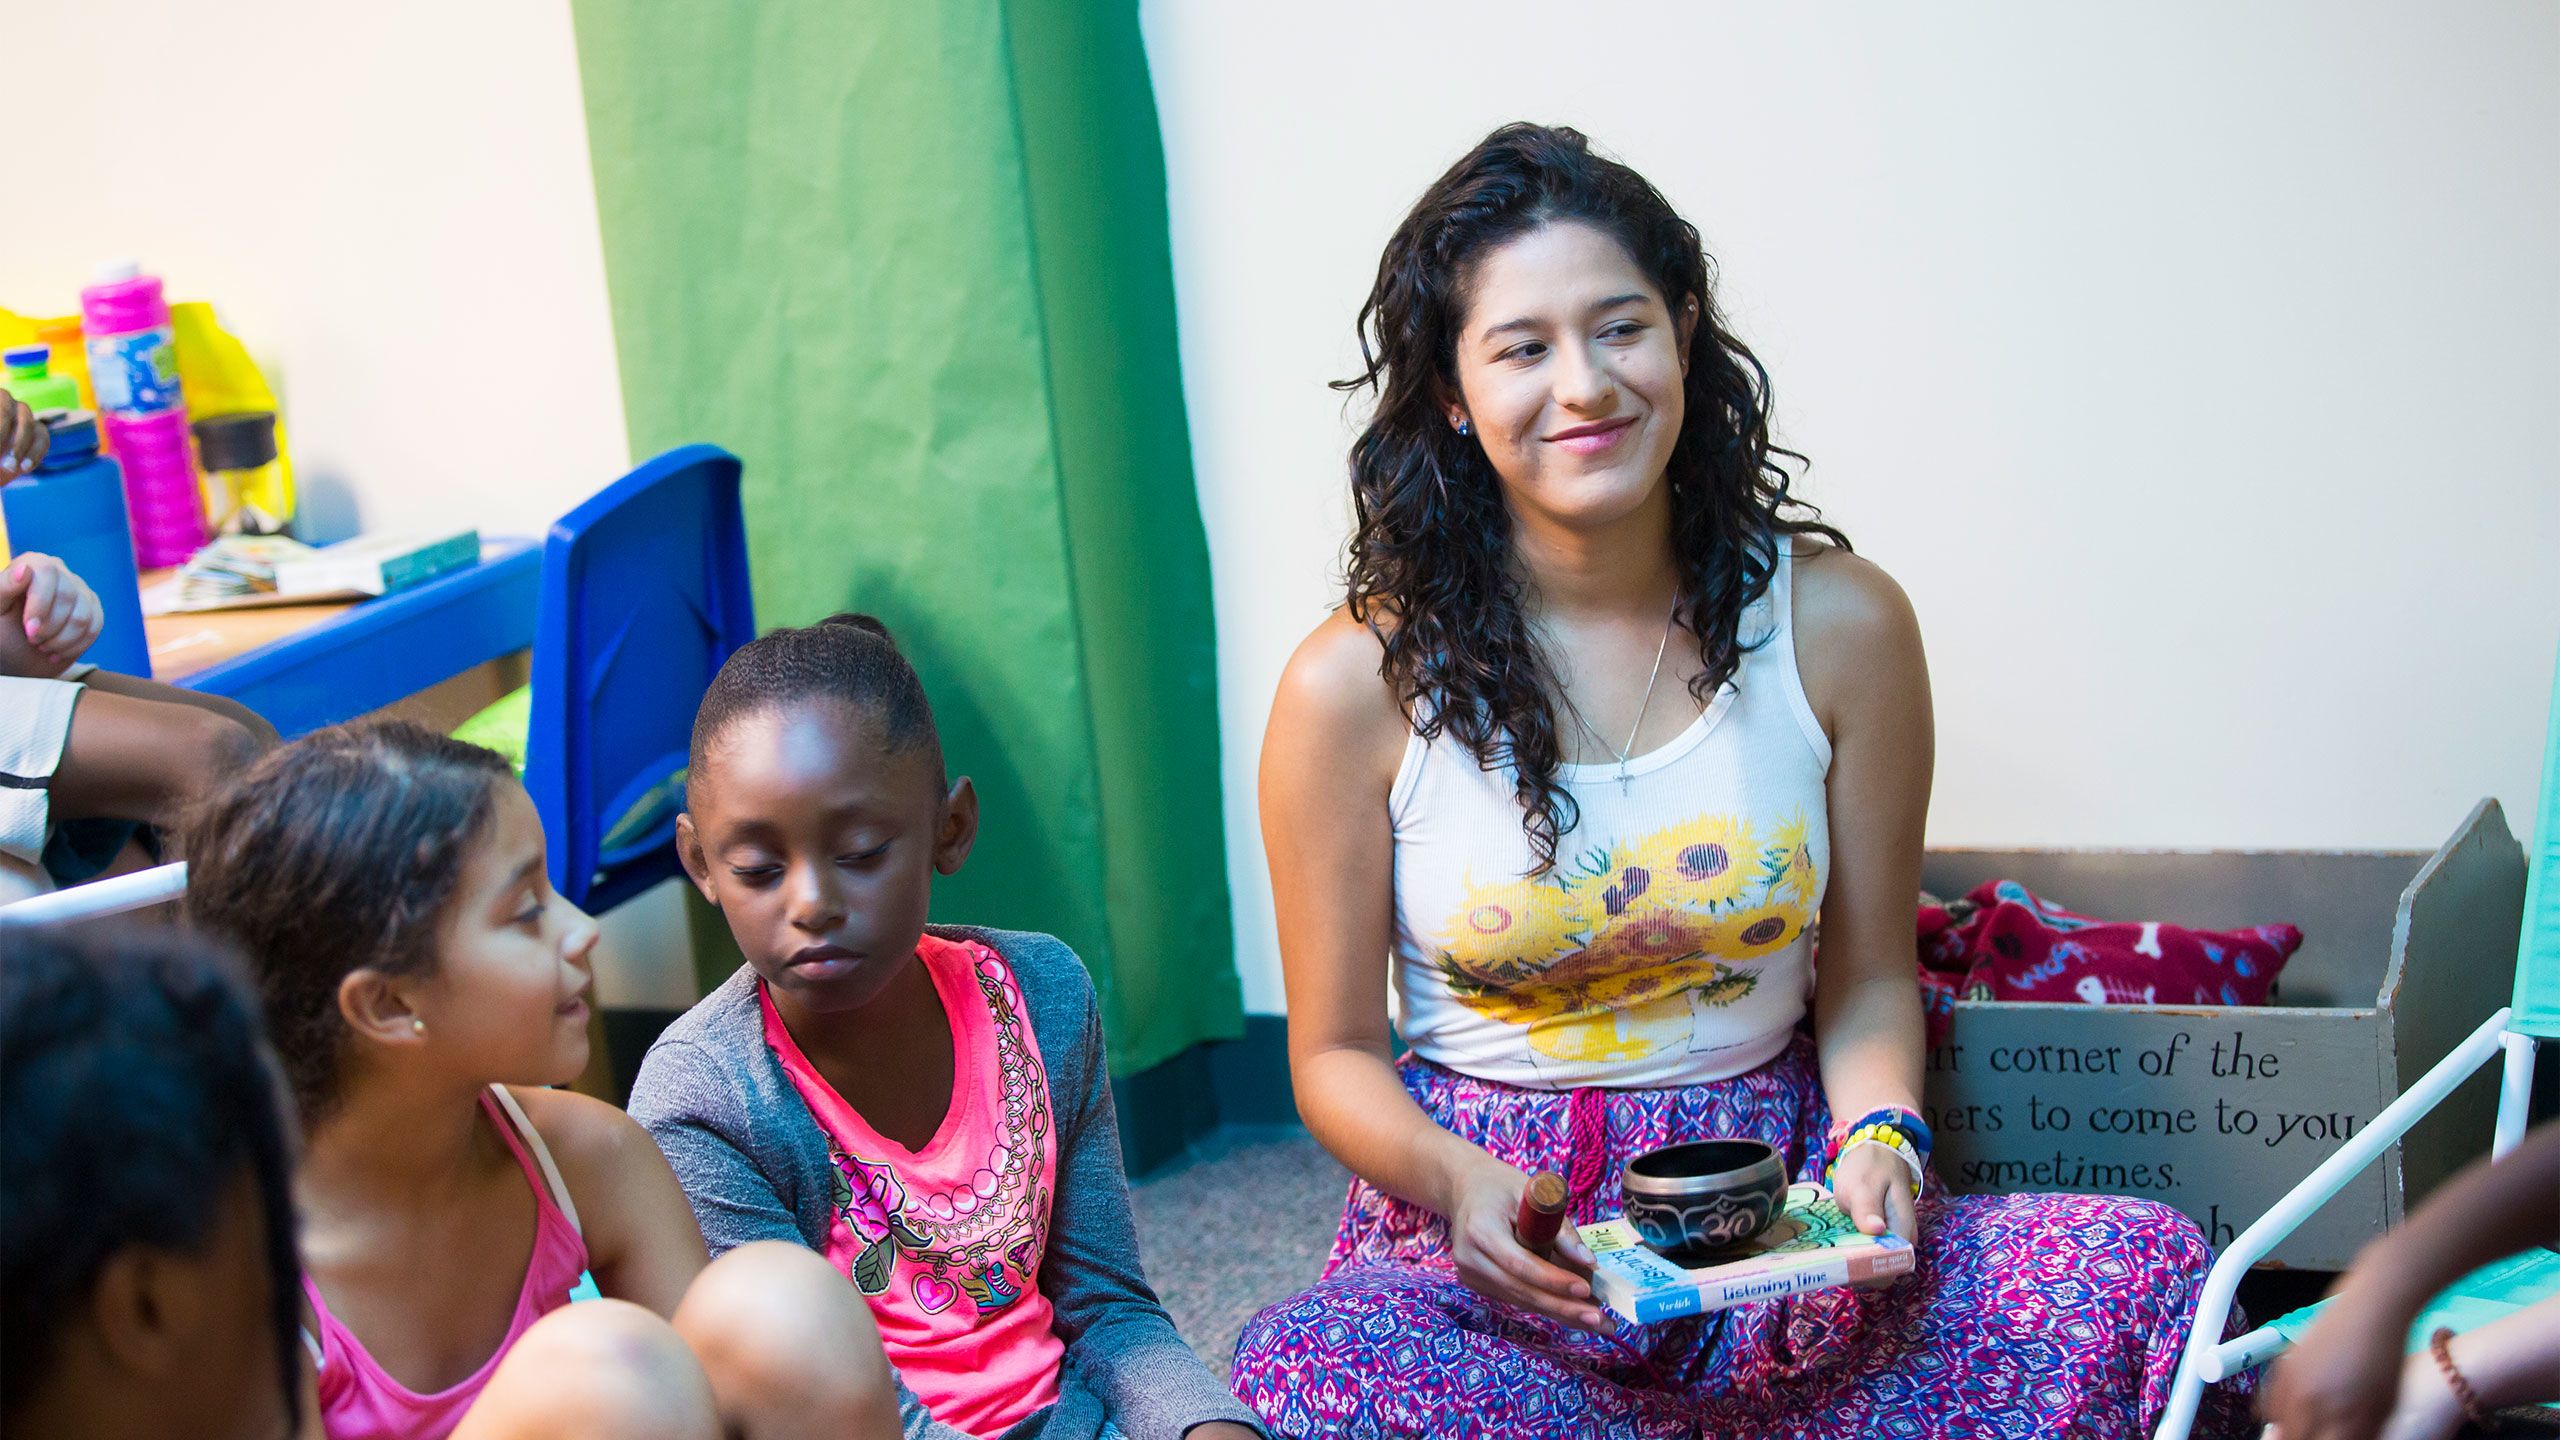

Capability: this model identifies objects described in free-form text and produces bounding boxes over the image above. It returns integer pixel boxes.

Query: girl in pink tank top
[185,721,902,1440]
[300,1087,598,1440]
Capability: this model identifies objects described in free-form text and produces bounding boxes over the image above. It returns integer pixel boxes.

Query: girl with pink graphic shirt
[632,614,1260,1440]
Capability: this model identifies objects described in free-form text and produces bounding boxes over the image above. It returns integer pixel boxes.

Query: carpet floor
[1128,1126,1350,1379]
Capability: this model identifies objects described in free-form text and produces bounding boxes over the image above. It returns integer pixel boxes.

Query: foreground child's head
[184,721,600,1121]
[678,613,977,1015]
[2,924,300,1440]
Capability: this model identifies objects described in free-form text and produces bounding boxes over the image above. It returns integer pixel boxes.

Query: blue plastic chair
[521,445,754,915]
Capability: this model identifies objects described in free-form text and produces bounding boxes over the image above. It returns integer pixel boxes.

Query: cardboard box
[1919,801,2525,1270]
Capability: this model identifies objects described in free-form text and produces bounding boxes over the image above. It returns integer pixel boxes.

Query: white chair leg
[2495,1031,2536,1159]
[2154,1357,2209,1440]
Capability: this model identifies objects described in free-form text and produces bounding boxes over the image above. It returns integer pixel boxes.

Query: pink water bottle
[80,260,208,567]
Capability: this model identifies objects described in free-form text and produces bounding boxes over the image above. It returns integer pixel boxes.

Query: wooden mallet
[1514,1171,1569,1254]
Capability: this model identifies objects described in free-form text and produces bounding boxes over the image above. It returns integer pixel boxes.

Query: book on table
[1583,1182,1914,1324]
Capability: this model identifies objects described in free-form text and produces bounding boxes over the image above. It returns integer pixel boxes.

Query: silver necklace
[1561,607,1677,793]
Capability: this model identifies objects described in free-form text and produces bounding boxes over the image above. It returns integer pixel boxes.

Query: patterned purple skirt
[1230,1036,2252,1439]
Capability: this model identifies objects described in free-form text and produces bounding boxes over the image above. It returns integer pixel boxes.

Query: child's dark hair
[1,923,301,1428]
[182,719,515,1119]
[691,612,944,784]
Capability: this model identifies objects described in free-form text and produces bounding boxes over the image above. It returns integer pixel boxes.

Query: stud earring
[411,1018,427,1035]
[1455,419,1472,437]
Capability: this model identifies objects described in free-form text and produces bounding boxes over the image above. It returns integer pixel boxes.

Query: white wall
[1,0,630,544]
[4,1,698,1010]
[1144,2,2560,1014]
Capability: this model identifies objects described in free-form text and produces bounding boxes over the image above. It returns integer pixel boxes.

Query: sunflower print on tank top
[1429,809,1819,1068]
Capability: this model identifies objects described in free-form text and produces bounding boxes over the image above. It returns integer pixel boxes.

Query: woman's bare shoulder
[1276,606,1400,719]
[1267,605,1409,785]
[1786,536,1920,657]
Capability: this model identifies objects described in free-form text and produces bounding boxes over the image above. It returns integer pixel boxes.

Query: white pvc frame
[2150,1006,2528,1440]
[0,860,189,928]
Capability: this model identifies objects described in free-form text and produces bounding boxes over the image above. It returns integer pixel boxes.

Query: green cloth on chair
[2265,1247,2560,1356]
[453,683,534,775]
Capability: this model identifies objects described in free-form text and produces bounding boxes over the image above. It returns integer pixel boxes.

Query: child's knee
[679,1242,897,1426]
[469,1300,718,1440]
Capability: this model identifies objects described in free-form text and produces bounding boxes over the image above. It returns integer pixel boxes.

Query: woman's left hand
[1828,1143,1919,1286]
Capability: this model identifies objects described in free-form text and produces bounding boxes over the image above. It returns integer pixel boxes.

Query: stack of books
[149,529,480,614]
[1583,1183,1915,1324]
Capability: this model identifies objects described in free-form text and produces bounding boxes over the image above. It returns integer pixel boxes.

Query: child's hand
[0,391,47,480]
[1447,1154,1611,1334]
[1829,1143,1920,1288]
[0,553,104,677]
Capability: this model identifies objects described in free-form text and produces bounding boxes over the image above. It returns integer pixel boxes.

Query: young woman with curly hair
[1230,123,2248,1439]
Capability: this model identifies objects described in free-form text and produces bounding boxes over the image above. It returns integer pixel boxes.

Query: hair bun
[818,612,895,643]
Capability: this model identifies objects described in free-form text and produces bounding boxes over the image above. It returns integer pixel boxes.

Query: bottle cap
[93,259,141,285]
[3,345,48,374]
[193,411,279,472]
[35,410,100,469]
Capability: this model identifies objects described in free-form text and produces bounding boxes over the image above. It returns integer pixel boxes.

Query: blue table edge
[171,537,540,738]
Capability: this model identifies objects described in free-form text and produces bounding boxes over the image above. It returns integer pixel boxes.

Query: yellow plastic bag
[1,301,296,532]
[169,302,295,533]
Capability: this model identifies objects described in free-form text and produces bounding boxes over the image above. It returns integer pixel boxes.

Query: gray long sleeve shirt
[627,925,1262,1440]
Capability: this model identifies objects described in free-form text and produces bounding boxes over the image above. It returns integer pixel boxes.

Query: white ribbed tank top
[1388,544,1833,1090]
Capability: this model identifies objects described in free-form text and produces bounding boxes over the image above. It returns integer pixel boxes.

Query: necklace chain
[1556,605,1677,789]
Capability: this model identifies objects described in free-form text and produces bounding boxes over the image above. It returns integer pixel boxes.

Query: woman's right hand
[1444,1152,1611,1335]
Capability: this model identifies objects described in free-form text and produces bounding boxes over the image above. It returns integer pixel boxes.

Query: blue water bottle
[1,410,153,677]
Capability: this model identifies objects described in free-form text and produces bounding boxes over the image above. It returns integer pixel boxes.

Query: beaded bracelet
[1828,1106,1934,1163]
[1828,1124,1924,1194]
[1825,1107,1931,1194]
[2428,1328,2491,1427]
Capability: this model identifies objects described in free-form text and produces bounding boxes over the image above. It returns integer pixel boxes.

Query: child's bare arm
[48,684,270,833]
[2339,1122,2560,1322]
[514,1086,710,1318]
[2263,1123,2560,1440]
[76,668,281,749]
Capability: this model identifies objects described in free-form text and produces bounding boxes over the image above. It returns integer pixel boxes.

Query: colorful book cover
[1584,1182,1915,1324]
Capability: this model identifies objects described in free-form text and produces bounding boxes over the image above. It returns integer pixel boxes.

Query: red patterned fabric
[1916,881,2301,1045]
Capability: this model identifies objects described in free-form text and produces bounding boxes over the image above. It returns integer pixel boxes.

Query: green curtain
[570,0,1242,1074]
